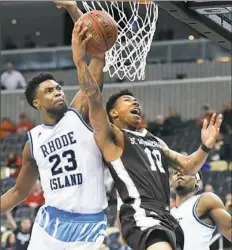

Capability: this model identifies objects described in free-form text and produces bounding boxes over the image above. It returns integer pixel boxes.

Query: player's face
[112,95,142,129]
[34,80,68,117]
[172,171,197,194]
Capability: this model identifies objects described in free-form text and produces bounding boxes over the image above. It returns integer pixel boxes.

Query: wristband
[201,144,211,153]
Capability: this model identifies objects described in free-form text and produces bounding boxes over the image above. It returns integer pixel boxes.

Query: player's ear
[33,99,40,110]
[110,109,118,120]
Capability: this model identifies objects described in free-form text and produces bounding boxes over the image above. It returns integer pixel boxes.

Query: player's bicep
[15,142,39,198]
[70,90,89,121]
[208,194,232,238]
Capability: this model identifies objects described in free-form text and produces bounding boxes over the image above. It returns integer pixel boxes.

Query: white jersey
[28,108,107,213]
[171,195,216,250]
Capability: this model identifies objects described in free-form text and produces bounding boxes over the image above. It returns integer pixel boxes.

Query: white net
[81,1,158,81]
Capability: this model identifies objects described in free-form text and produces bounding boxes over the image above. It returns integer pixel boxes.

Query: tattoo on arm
[78,63,100,98]
[162,148,182,172]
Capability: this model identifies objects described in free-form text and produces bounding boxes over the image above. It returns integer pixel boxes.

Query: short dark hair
[24,73,57,109]
[106,89,134,122]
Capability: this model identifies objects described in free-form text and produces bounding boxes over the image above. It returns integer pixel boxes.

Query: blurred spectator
[208,133,231,162]
[170,197,176,209]
[16,113,34,133]
[225,193,232,215]
[221,102,232,134]
[4,152,22,179]
[4,37,18,50]
[23,35,36,49]
[196,105,215,125]
[5,232,16,250]
[204,184,214,193]
[163,108,184,135]
[6,212,32,250]
[148,115,164,136]
[23,181,45,210]
[0,117,16,139]
[1,63,26,90]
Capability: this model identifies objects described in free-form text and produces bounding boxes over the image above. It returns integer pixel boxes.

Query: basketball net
[82,1,158,81]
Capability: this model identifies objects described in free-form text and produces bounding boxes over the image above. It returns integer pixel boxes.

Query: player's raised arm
[159,113,223,175]
[201,193,232,241]
[72,21,123,161]
[53,1,83,22]
[0,142,39,215]
[53,1,105,121]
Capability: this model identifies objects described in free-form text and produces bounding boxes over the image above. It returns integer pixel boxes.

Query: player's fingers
[74,21,82,35]
[83,34,92,45]
[202,119,208,130]
[215,114,223,128]
[79,27,88,39]
[209,113,216,127]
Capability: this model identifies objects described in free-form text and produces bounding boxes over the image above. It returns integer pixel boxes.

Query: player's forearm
[1,186,28,215]
[76,60,101,99]
[66,4,83,23]
[164,146,208,175]
[223,228,232,241]
[220,215,232,241]
[183,146,209,175]
[88,55,105,92]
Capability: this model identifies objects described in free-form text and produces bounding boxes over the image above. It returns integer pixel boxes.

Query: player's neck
[176,192,195,207]
[114,120,138,131]
[42,113,61,126]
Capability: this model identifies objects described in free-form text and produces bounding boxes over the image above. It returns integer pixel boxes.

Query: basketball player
[171,171,232,250]
[1,10,107,250]
[73,19,223,250]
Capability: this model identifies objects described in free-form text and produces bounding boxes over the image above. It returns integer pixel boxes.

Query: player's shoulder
[66,107,93,131]
[28,124,43,134]
[198,192,225,209]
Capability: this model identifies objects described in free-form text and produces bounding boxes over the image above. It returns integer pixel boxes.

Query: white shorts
[28,206,107,250]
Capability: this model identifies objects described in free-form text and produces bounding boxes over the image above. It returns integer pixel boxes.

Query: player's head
[25,73,68,120]
[172,171,202,195]
[106,89,141,130]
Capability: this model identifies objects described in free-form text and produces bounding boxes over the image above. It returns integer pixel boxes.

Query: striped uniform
[171,195,216,250]
[27,108,107,250]
[107,129,184,250]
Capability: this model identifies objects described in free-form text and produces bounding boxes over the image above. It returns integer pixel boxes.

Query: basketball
[79,10,118,54]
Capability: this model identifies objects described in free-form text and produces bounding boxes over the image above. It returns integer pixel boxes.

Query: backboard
[158,1,232,50]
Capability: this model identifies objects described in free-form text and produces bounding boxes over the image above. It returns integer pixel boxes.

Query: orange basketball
[79,10,118,54]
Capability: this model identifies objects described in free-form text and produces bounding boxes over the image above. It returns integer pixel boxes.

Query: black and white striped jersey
[107,129,170,212]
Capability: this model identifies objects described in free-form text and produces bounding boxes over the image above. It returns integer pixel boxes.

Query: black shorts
[119,204,184,250]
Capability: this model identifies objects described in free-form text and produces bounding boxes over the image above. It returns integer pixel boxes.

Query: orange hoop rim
[137,1,152,4]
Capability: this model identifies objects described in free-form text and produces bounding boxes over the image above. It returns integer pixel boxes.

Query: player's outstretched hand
[72,21,92,65]
[201,113,223,149]
[52,1,76,9]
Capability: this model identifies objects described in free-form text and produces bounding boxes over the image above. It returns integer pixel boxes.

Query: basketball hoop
[82,1,158,81]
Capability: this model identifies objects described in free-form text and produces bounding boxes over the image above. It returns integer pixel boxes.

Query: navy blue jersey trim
[27,132,35,160]
[192,195,216,229]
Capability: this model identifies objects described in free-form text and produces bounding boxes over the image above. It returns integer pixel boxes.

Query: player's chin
[128,115,141,128]
[130,113,141,122]
[54,101,67,108]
